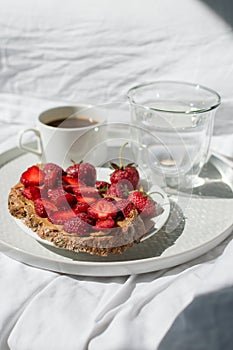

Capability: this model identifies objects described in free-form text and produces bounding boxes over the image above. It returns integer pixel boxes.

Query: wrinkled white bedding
[0,1,233,349]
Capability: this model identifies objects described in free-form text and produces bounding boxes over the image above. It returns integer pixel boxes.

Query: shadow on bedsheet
[158,285,233,350]
[201,0,233,28]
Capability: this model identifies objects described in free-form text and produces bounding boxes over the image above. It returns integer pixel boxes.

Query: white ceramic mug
[18,105,107,167]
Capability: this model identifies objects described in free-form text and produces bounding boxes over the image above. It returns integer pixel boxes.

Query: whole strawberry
[128,190,157,219]
[110,143,139,189]
[66,161,96,186]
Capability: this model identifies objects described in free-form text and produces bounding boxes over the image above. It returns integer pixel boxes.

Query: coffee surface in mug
[47,117,98,128]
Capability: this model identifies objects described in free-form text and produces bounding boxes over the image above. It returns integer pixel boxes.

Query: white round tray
[1,148,233,276]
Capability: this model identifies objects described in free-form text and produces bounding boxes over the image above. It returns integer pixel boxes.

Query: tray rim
[1,146,233,276]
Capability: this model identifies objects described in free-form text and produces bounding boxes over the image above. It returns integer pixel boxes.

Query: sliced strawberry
[76,195,98,206]
[38,185,48,198]
[106,179,133,199]
[63,217,90,235]
[62,177,86,193]
[44,169,58,188]
[43,163,65,175]
[43,163,64,188]
[60,193,77,208]
[94,218,115,230]
[76,212,95,226]
[22,186,41,201]
[62,176,81,186]
[20,166,44,187]
[72,201,89,214]
[49,210,76,225]
[74,186,100,207]
[116,199,137,218]
[87,198,117,220]
[48,188,77,208]
[73,185,99,198]
[66,162,96,186]
[34,198,57,218]
[48,187,65,202]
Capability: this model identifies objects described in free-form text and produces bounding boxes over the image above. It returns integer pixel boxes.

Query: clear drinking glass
[127,81,221,190]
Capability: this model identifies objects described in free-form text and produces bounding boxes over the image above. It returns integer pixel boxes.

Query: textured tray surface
[0,149,233,276]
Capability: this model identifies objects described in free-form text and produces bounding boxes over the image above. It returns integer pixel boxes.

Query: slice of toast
[8,182,146,256]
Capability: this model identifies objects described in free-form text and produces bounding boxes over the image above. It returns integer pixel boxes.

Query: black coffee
[47,117,98,128]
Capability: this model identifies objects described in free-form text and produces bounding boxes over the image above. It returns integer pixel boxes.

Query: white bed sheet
[0,1,233,349]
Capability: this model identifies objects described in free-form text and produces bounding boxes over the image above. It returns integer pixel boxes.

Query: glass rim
[127,80,221,114]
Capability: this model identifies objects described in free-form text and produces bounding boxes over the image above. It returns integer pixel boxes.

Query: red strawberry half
[87,198,117,220]
[43,163,65,188]
[22,186,41,201]
[49,210,76,225]
[63,217,90,235]
[76,212,95,226]
[20,165,44,187]
[62,176,85,189]
[34,198,57,218]
[62,176,80,186]
[76,195,98,206]
[43,163,64,175]
[48,188,77,208]
[66,162,96,186]
[94,218,115,230]
[106,179,133,199]
[72,201,89,214]
[73,185,99,198]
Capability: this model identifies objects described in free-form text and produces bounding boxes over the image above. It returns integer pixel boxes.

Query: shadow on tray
[39,200,185,262]
[188,155,233,199]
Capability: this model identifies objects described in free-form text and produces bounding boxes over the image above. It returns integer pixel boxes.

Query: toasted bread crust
[8,183,146,256]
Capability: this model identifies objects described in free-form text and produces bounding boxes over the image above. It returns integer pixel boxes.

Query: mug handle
[18,128,42,156]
